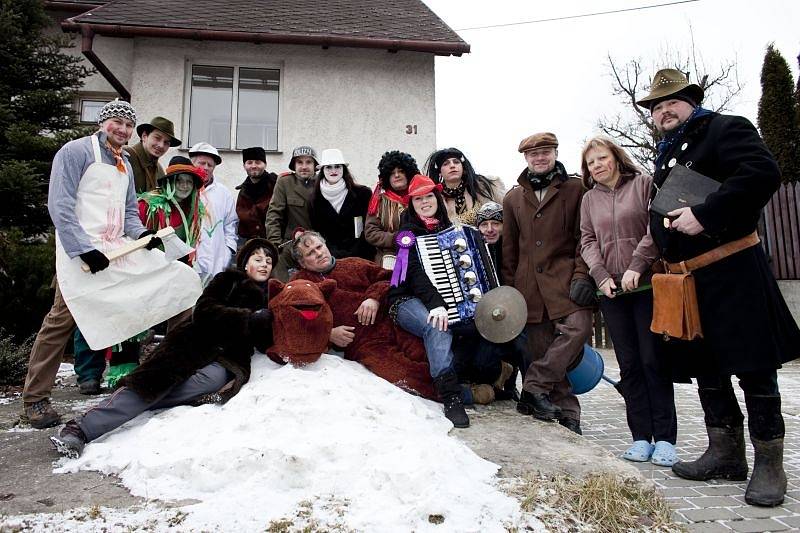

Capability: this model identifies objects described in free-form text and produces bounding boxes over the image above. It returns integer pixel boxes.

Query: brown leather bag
[650,271,703,340]
[649,231,761,341]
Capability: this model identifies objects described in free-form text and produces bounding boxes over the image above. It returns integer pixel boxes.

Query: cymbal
[474,286,527,343]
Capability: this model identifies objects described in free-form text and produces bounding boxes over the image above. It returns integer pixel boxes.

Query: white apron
[55,135,202,350]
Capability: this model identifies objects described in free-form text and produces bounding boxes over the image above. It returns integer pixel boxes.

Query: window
[79,98,113,124]
[187,64,280,151]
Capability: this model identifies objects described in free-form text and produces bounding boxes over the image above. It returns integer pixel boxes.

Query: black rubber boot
[672,388,748,481]
[745,438,786,506]
[672,426,748,481]
[744,394,786,506]
[434,372,470,428]
[516,390,562,421]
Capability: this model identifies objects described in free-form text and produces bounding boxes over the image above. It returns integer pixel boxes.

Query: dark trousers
[600,291,677,444]
[453,329,526,385]
[696,369,784,441]
[522,308,592,421]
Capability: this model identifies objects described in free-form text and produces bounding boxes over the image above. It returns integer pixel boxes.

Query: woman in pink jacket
[579,136,678,467]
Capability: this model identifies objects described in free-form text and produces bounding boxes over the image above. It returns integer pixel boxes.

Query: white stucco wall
[46,12,134,95]
[117,38,437,191]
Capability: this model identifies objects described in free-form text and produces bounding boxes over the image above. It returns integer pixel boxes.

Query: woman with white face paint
[309,148,375,260]
[138,155,206,264]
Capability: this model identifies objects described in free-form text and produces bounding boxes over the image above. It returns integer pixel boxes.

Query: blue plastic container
[567,344,605,395]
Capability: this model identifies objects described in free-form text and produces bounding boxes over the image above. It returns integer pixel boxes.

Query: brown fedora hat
[635,69,704,110]
[136,116,181,147]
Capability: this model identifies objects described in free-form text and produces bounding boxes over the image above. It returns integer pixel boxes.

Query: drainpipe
[79,25,131,101]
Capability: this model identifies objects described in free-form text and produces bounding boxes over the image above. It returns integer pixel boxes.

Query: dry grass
[510,472,684,532]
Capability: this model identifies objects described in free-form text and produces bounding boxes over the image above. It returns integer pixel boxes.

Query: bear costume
[267,279,335,366]
[291,257,435,399]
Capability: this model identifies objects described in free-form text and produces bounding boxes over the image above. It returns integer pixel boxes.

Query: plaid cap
[476,201,503,225]
[97,98,137,125]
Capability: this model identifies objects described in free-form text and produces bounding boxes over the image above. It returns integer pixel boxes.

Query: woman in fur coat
[309,148,375,261]
[50,239,278,458]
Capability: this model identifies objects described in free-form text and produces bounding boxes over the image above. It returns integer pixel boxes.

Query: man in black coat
[638,68,800,507]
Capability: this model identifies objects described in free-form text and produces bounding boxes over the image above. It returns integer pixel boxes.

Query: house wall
[119,38,437,191]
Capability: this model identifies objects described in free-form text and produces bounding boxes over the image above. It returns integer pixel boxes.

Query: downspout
[79,25,131,101]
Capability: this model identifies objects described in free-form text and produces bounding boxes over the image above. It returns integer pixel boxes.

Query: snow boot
[434,371,470,428]
[49,419,87,459]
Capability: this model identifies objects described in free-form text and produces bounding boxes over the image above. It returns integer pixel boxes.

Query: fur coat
[119,269,273,403]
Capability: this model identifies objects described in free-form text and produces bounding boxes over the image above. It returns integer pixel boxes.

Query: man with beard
[124,116,180,193]
[265,146,318,281]
[502,132,595,435]
[236,146,277,246]
[637,68,800,507]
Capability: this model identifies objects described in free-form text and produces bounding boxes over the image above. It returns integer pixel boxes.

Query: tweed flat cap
[518,132,558,153]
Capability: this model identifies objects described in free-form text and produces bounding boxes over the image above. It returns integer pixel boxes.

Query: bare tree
[597,29,743,170]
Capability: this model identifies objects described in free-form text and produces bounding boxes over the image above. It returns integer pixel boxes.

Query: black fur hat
[377,150,420,191]
[236,238,278,271]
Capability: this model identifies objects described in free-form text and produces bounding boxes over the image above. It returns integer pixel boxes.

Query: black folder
[650,164,720,217]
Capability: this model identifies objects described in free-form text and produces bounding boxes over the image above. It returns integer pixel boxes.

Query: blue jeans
[395,298,454,379]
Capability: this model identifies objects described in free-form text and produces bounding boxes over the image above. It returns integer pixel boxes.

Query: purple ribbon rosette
[391,230,416,287]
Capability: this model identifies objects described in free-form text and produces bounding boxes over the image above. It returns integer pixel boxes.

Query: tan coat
[501,164,590,323]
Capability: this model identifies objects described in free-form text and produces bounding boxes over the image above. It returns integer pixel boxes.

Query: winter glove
[139,229,163,250]
[249,308,274,332]
[79,249,110,273]
[569,278,596,307]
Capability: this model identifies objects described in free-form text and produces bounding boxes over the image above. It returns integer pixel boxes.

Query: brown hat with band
[636,68,704,110]
[518,132,558,153]
[136,116,181,147]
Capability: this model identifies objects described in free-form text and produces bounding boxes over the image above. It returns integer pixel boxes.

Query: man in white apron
[22,99,202,429]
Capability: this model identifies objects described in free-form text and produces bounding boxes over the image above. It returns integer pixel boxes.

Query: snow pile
[56,354,531,531]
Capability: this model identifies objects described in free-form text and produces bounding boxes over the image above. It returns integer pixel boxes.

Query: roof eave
[61,21,470,56]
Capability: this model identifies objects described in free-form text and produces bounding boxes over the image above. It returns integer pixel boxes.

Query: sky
[422,0,800,186]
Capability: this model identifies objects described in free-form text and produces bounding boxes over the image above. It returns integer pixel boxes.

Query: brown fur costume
[118,269,272,403]
[267,279,335,366]
[291,257,435,399]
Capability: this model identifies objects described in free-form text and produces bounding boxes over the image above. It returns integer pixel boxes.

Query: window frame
[74,93,117,125]
[182,59,284,153]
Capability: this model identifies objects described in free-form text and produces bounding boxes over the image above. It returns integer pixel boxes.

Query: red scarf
[367,181,408,216]
[419,215,440,231]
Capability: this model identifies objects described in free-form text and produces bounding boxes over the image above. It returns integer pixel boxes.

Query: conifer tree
[0,0,92,341]
[757,44,799,183]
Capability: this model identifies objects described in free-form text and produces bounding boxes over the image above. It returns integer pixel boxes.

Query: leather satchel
[650,272,703,341]
[650,231,761,341]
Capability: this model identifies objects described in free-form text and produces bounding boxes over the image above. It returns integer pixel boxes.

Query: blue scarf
[654,107,713,170]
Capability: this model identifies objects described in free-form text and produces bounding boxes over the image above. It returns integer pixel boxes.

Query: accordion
[416,225,500,326]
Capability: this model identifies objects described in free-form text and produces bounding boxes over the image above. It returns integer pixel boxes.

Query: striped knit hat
[97,98,137,125]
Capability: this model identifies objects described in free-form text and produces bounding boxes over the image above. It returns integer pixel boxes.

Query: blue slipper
[622,440,655,462]
[651,441,678,466]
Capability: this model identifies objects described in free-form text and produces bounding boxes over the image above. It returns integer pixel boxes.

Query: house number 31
[405,124,418,135]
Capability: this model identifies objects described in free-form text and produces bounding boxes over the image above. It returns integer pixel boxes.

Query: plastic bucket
[567,344,605,395]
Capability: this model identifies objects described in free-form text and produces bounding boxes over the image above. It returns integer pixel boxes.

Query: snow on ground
[51,354,542,532]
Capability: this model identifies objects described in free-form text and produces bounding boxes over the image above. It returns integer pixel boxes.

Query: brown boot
[470,384,496,405]
[493,361,514,390]
[22,399,62,429]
